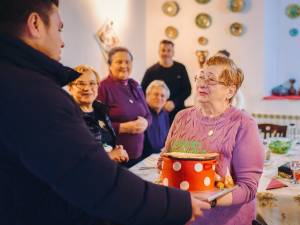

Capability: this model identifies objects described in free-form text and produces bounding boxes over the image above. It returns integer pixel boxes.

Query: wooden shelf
[263,96,300,100]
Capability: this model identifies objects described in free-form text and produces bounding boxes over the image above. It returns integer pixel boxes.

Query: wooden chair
[258,123,287,139]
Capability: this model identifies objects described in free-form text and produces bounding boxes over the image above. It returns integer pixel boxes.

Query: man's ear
[26,12,44,38]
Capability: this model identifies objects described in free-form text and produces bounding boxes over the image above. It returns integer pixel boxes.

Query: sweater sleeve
[231,118,264,205]
[10,83,192,225]
[97,81,121,133]
[170,65,191,108]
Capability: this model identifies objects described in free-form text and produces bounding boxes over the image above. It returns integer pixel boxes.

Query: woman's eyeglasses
[194,75,226,86]
[73,81,98,90]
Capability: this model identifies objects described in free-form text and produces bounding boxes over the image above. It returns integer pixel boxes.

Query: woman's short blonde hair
[146,80,170,99]
[69,65,100,87]
[206,56,244,90]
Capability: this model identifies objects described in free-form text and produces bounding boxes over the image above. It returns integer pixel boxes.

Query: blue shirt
[143,108,170,158]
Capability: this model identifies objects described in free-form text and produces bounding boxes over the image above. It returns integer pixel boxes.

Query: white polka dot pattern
[194,163,203,172]
[180,181,190,190]
[204,177,211,186]
[163,178,169,186]
[173,161,181,171]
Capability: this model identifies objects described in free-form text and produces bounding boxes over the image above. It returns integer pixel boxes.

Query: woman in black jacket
[68,65,129,163]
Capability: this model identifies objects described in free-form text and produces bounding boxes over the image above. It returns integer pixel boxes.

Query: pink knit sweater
[165,106,264,225]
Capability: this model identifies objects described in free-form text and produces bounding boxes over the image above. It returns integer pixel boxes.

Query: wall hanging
[229,0,245,12]
[195,13,212,29]
[229,22,244,36]
[162,1,180,17]
[286,4,300,19]
[165,26,179,39]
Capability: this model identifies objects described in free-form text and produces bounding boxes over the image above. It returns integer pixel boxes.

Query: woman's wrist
[210,199,217,208]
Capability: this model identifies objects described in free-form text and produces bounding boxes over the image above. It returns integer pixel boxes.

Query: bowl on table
[268,137,292,154]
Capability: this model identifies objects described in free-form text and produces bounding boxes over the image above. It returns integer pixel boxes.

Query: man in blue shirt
[143,80,170,159]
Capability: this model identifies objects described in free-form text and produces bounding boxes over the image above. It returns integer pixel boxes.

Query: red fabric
[266,178,288,190]
[263,96,300,100]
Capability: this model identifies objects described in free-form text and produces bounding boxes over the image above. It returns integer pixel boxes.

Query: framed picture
[96,21,120,60]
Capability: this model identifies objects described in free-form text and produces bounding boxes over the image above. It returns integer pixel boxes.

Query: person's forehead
[49,5,62,24]
[77,71,97,81]
[205,65,223,75]
[112,51,131,60]
[151,86,166,94]
[160,44,173,49]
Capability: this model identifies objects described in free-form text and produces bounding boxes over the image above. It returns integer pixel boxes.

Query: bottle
[288,123,296,140]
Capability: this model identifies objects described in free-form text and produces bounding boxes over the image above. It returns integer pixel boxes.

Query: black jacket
[0,33,191,225]
[83,101,117,148]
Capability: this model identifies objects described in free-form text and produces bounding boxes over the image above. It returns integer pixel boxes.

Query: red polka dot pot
[161,152,219,191]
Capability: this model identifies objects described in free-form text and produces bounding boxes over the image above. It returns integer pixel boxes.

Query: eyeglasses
[194,74,226,86]
[73,81,98,90]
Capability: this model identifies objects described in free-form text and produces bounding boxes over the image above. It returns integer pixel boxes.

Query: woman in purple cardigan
[162,55,264,225]
[97,47,152,167]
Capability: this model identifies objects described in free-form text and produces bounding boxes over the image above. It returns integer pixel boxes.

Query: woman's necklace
[208,129,214,137]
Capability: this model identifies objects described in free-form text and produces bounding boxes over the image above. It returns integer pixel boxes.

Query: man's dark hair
[160,39,174,47]
[217,49,231,58]
[107,47,133,65]
[0,0,59,37]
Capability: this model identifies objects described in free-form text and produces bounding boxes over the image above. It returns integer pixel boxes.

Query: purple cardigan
[165,106,264,225]
[97,75,152,159]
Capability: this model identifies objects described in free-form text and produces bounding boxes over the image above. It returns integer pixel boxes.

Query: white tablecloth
[257,147,300,225]
[130,149,300,225]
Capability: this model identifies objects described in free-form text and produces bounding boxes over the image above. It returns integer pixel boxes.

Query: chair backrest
[258,123,287,139]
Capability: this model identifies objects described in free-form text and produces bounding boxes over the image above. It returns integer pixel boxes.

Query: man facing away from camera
[0,1,211,224]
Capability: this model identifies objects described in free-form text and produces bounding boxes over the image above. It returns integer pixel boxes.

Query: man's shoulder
[173,61,186,69]
[146,62,160,72]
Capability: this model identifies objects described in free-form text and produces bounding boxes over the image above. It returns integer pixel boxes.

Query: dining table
[129,145,300,225]
[256,143,300,225]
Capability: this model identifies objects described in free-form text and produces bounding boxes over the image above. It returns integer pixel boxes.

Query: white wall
[146,0,300,115]
[258,0,300,114]
[59,0,300,115]
[60,0,146,81]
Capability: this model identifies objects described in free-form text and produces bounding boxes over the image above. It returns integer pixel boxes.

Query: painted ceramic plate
[195,13,212,29]
[162,1,180,17]
[229,0,245,12]
[198,36,208,45]
[195,0,210,4]
[286,4,300,19]
[229,22,244,36]
[289,28,298,37]
[165,26,178,39]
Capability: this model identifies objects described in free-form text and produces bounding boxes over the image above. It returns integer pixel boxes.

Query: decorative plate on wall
[286,4,300,19]
[165,26,179,39]
[229,0,245,12]
[195,0,210,4]
[289,28,298,37]
[198,36,208,45]
[162,1,180,17]
[195,13,212,29]
[229,22,244,36]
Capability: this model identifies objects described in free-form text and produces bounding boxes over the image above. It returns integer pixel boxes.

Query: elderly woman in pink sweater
[163,55,264,225]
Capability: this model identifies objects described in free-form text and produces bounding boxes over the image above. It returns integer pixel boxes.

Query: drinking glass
[290,160,300,184]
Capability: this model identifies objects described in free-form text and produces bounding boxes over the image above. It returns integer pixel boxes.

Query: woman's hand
[108,145,129,163]
[119,117,148,134]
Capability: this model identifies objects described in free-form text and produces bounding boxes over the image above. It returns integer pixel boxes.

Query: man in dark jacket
[141,40,192,123]
[0,1,210,225]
